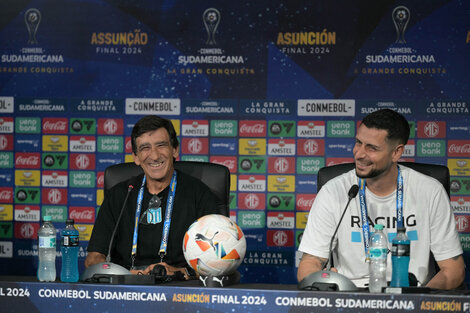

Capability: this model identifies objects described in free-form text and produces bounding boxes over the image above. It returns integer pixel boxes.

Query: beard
[355,160,393,179]
[355,167,387,179]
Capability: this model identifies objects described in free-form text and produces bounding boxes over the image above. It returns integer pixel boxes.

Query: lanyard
[130,171,177,269]
[358,166,403,261]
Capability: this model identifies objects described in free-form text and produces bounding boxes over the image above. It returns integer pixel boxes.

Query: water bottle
[37,216,57,282]
[390,227,410,287]
[60,219,79,282]
[368,224,388,293]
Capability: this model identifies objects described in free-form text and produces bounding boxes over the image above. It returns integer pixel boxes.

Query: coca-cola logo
[244,194,260,209]
[97,175,105,186]
[104,119,118,134]
[449,144,470,154]
[70,209,94,222]
[43,120,66,132]
[0,190,12,201]
[219,159,235,170]
[75,154,90,169]
[16,155,39,166]
[297,197,315,209]
[125,139,132,152]
[240,123,265,134]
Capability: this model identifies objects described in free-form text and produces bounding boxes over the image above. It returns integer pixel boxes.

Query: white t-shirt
[298,165,462,288]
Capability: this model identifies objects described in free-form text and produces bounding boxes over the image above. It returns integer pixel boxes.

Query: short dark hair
[360,109,410,145]
[131,115,179,154]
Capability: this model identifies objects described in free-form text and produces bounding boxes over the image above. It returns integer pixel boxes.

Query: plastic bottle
[37,216,57,282]
[368,224,388,293]
[390,227,410,287]
[60,219,80,282]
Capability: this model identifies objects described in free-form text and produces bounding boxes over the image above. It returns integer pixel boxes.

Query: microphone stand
[81,181,141,282]
[325,185,359,270]
[298,185,359,291]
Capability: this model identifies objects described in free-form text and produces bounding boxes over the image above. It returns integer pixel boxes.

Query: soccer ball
[183,214,246,276]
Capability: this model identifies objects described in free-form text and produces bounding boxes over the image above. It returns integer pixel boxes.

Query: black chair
[104,161,230,216]
[317,162,450,197]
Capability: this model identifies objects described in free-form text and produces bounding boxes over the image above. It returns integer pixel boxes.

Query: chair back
[317,162,450,197]
[104,161,230,216]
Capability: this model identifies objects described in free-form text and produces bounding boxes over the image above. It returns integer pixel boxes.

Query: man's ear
[392,144,405,162]
[133,153,141,166]
[173,146,180,160]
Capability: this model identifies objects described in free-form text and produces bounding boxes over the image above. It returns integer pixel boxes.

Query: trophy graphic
[24,8,41,44]
[392,6,410,44]
[203,8,220,45]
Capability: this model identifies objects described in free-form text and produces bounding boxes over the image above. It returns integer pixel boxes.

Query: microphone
[325,184,359,270]
[81,176,141,282]
[298,184,359,291]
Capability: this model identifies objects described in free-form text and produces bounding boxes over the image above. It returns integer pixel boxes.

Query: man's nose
[353,144,365,159]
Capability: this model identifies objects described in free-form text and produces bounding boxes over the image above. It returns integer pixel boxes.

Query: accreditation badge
[147,207,162,224]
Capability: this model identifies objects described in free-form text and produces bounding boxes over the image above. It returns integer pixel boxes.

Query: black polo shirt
[87,170,220,269]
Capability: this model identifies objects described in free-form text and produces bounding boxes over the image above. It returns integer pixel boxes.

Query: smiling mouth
[355,161,371,170]
[149,161,164,168]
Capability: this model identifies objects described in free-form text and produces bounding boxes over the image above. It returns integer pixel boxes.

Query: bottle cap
[397,226,406,232]
[66,219,74,225]
[43,216,52,222]
[374,224,384,230]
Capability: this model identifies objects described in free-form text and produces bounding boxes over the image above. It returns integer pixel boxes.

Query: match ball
[183,214,246,276]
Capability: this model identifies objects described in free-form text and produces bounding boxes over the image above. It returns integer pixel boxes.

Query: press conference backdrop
[0,0,469,285]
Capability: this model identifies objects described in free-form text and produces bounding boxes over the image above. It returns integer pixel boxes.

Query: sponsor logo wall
[0,1,469,285]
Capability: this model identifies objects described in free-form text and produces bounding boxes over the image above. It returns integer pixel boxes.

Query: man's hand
[130,262,192,280]
[426,255,465,290]
[84,252,106,268]
[297,253,329,282]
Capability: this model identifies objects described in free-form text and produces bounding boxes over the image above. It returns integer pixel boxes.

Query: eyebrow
[356,137,381,150]
[137,141,169,150]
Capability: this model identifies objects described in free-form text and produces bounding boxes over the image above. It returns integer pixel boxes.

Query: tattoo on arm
[302,253,328,269]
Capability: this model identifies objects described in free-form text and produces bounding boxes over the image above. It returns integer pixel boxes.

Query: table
[1,277,469,313]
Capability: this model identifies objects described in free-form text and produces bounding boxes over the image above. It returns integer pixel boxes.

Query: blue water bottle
[390,227,410,287]
[60,219,79,282]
